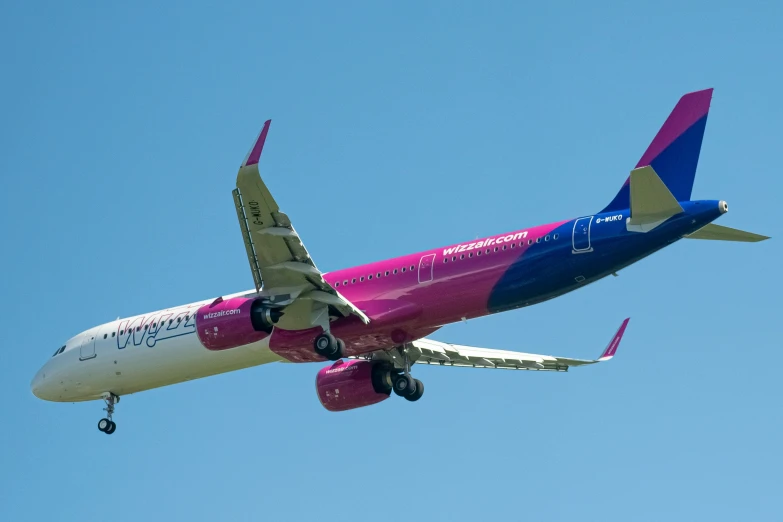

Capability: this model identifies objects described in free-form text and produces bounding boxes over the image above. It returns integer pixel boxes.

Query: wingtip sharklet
[241,119,272,168]
[598,318,630,361]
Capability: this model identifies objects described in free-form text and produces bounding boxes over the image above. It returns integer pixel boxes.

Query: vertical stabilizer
[602,89,713,213]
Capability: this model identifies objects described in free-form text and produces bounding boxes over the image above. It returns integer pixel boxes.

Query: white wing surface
[232,121,368,324]
[408,318,630,372]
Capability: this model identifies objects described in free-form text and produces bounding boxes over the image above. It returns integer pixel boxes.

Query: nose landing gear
[97,393,119,435]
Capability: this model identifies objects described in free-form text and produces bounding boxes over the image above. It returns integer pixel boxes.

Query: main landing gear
[314,332,345,361]
[97,393,119,435]
[390,345,424,402]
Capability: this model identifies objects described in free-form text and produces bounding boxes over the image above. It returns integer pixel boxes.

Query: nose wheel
[97,393,119,435]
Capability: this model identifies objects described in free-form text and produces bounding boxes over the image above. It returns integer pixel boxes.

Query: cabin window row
[443,234,559,263]
[334,265,417,287]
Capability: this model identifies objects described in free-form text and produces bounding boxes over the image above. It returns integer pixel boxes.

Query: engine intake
[316,360,392,412]
[196,297,282,351]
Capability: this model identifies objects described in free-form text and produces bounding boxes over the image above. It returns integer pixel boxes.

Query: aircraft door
[79,331,96,361]
[572,216,594,253]
[418,254,436,283]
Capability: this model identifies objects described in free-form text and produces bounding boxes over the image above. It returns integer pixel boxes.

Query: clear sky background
[1,2,781,520]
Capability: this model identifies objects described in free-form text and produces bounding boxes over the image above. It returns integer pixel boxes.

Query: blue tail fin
[602,88,713,213]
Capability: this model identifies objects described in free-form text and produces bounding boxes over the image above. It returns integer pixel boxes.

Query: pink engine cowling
[316,360,391,412]
[195,297,276,351]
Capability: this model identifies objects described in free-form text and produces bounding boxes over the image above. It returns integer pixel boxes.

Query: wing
[408,318,630,371]
[232,121,369,324]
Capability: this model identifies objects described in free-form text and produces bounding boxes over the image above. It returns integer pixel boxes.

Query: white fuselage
[31,290,282,402]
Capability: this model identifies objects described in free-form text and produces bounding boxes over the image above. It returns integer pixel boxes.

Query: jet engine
[315,360,394,412]
[195,297,282,351]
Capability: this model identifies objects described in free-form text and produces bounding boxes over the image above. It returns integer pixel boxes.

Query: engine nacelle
[196,297,282,351]
[316,360,393,412]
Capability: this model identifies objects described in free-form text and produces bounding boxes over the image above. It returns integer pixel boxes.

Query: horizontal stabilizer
[685,223,769,242]
[628,166,683,227]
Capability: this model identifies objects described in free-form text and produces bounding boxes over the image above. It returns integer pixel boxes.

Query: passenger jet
[31,89,768,434]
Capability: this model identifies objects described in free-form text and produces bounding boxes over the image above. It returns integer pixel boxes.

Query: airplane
[31,88,768,434]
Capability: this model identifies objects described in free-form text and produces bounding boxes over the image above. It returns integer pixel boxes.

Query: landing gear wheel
[405,379,424,402]
[97,392,119,435]
[393,374,416,397]
[314,333,344,361]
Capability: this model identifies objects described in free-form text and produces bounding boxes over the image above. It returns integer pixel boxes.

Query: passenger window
[528,239,533,245]
[137,326,141,331]
[410,265,415,271]
[477,250,481,256]
[486,249,490,254]
[360,276,364,282]
[169,320,173,325]
[494,247,499,252]
[385,271,389,276]
[112,332,115,337]
[443,258,448,263]
[502,245,507,250]
[554,234,559,240]
[144,325,148,330]
[343,280,348,285]
[335,282,340,287]
[460,254,465,259]
[120,330,124,335]
[511,243,515,248]
[351,278,356,283]
[452,256,456,261]
[393,269,398,274]
[536,237,541,243]
[468,253,473,258]
[402,267,406,273]
[103,334,107,339]
[545,235,550,241]
[368,275,373,280]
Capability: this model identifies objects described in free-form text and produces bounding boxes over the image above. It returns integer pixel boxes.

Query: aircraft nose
[31,366,55,401]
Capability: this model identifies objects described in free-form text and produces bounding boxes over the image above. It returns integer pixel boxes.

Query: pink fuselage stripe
[267,220,567,362]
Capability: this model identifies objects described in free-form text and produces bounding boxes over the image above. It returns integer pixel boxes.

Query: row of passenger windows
[331,233,560,287]
[444,234,559,263]
[53,316,194,354]
[334,265,417,287]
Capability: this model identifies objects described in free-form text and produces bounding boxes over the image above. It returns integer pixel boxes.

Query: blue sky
[1,1,781,520]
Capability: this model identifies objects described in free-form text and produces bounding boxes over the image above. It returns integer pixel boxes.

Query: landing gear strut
[97,393,119,435]
[391,345,424,402]
[314,332,345,361]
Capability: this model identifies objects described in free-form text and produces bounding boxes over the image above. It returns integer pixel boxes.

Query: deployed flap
[628,166,684,225]
[232,120,369,324]
[685,223,770,242]
[408,318,630,371]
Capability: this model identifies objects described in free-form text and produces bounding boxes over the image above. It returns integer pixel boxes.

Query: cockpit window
[52,345,65,357]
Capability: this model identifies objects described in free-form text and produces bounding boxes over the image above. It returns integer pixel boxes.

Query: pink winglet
[242,119,272,167]
[598,318,630,361]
